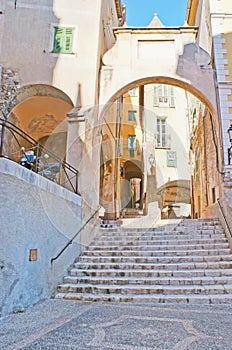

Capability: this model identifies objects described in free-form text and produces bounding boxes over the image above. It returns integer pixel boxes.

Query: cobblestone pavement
[1,299,232,349]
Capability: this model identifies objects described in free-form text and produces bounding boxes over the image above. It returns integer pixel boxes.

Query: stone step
[57,282,232,295]
[97,229,224,236]
[98,221,222,232]
[97,228,225,235]
[55,292,232,304]
[78,254,232,264]
[93,233,226,243]
[55,218,232,305]
[89,237,228,248]
[69,268,232,278]
[82,248,231,257]
[74,260,232,270]
[97,223,222,232]
[97,227,224,235]
[92,237,226,247]
[86,242,229,251]
[177,220,221,226]
[63,275,232,286]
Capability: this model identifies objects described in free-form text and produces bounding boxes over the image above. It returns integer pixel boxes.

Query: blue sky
[122,0,189,27]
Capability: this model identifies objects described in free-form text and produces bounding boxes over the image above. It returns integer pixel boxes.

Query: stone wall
[0,67,20,118]
[0,158,85,316]
[191,108,223,218]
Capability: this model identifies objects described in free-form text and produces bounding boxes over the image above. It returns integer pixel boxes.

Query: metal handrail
[217,198,232,237]
[51,206,100,263]
[0,117,79,194]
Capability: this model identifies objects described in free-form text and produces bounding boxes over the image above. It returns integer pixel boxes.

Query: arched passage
[98,76,223,220]
[122,160,143,211]
[2,84,73,163]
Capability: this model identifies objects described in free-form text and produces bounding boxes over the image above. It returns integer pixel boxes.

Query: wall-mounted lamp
[227,122,232,165]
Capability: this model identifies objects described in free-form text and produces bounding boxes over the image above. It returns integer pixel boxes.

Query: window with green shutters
[166,150,177,167]
[128,110,137,121]
[53,27,74,54]
[128,135,136,158]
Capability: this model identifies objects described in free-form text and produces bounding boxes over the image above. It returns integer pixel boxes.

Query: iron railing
[51,206,100,263]
[0,117,79,194]
[217,198,232,238]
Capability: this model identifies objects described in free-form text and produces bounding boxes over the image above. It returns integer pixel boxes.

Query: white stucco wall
[144,85,190,189]
[0,158,84,316]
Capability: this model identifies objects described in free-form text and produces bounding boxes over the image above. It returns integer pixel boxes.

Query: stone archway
[2,84,73,163]
[99,26,218,113]
[97,75,223,220]
[65,25,225,220]
[157,180,191,219]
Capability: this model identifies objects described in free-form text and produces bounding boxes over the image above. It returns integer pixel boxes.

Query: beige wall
[207,0,232,167]
[0,0,121,109]
[0,0,124,218]
[186,0,232,220]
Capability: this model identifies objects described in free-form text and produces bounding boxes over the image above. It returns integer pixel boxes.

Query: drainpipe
[0,118,6,157]
[114,95,123,219]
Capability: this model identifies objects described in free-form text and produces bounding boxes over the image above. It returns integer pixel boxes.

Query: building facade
[0,0,125,315]
[0,0,125,213]
[186,0,232,220]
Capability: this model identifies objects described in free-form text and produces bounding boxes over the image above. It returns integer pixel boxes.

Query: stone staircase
[55,218,232,304]
[121,208,142,218]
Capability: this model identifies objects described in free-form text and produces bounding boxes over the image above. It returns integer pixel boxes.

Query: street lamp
[227,123,232,165]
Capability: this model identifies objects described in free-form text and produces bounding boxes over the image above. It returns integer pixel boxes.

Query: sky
[122,0,189,27]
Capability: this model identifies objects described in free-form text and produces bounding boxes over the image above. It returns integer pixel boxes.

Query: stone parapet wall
[0,158,84,316]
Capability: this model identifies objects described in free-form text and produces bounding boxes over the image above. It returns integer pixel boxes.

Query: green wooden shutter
[167,151,177,167]
[53,27,63,52]
[128,135,136,150]
[64,28,74,53]
[53,27,74,53]
[128,111,136,121]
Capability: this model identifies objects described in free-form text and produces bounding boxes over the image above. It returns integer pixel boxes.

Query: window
[153,84,175,107]
[193,107,198,128]
[167,151,177,167]
[128,135,136,150]
[212,187,216,203]
[129,88,138,96]
[155,118,170,148]
[53,27,74,53]
[128,110,137,121]
[128,135,136,157]
[195,147,199,182]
